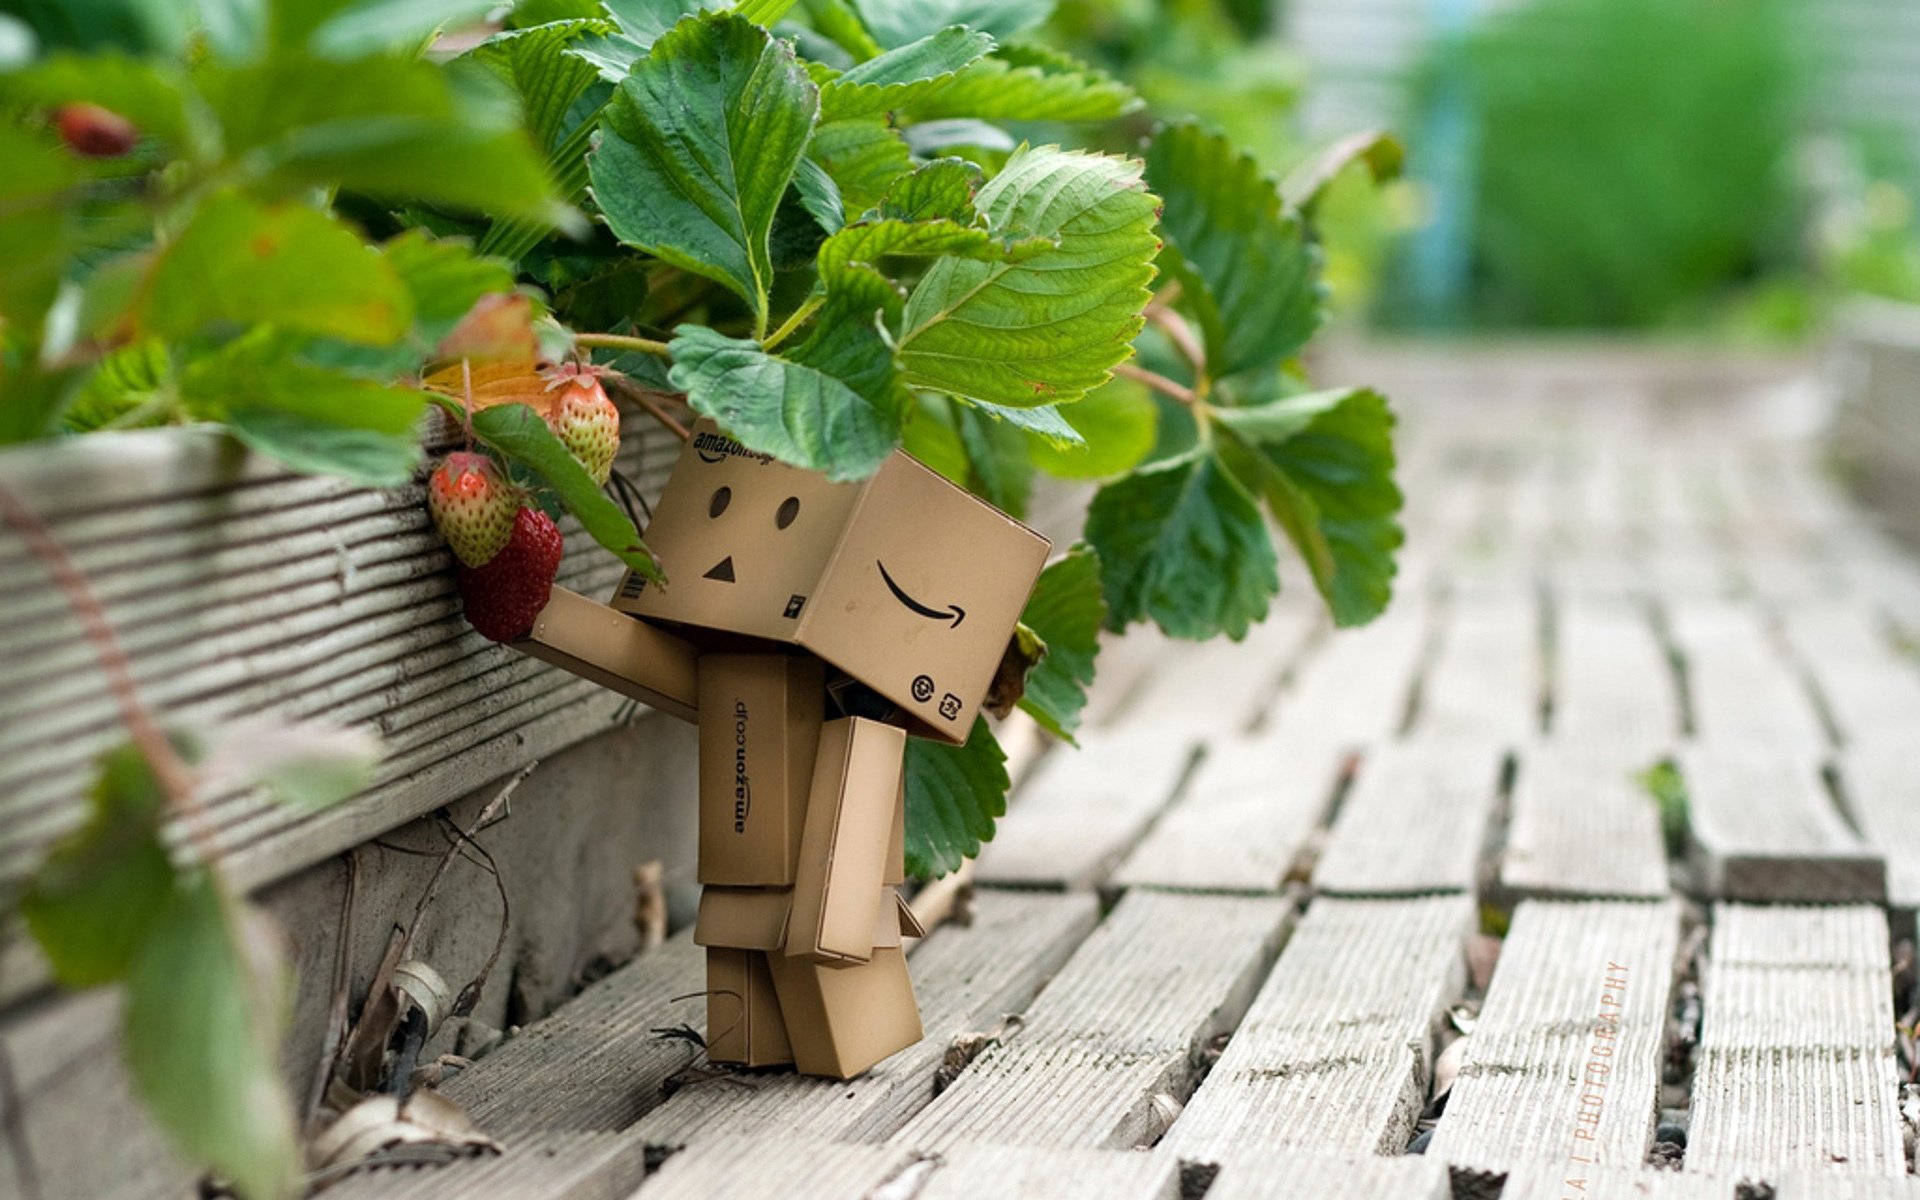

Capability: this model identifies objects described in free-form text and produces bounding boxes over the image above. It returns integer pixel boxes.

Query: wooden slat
[1312,739,1505,896]
[1778,606,1920,748]
[1113,732,1344,893]
[636,1137,914,1200]
[318,1132,650,1200]
[890,892,1292,1151]
[915,1145,1181,1200]
[1669,602,1827,750]
[1199,1151,1452,1200]
[1552,599,1680,751]
[1414,593,1540,742]
[1113,604,1317,739]
[1160,896,1471,1160]
[1428,900,1679,1172]
[1687,904,1902,1178]
[1502,743,1670,899]
[974,730,1196,890]
[1680,748,1884,904]
[437,937,708,1140]
[1771,1175,1920,1200]
[1497,1165,1737,1199]
[1275,601,1430,746]
[628,891,1101,1146]
[1837,745,1920,913]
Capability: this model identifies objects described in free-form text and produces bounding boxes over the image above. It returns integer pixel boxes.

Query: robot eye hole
[775,496,801,530]
[709,487,732,518]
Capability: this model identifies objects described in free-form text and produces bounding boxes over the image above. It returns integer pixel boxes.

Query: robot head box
[613,420,1051,744]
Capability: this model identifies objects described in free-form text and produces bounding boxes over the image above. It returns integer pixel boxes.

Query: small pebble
[1407,1129,1433,1155]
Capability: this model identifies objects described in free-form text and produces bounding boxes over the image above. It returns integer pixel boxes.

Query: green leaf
[902,715,1007,879]
[589,12,819,331]
[225,412,423,488]
[898,145,1159,409]
[0,52,203,154]
[463,400,665,580]
[880,157,981,222]
[734,0,799,24]
[953,402,1032,518]
[790,156,845,234]
[0,126,77,335]
[967,400,1081,447]
[309,0,500,56]
[200,718,383,812]
[1144,122,1324,381]
[467,19,610,154]
[4,0,193,55]
[808,117,913,212]
[1280,129,1405,217]
[905,48,1138,121]
[383,231,516,345]
[1085,448,1278,640]
[818,25,994,120]
[850,0,1048,49]
[1212,387,1402,627]
[125,873,300,1200]
[22,744,173,989]
[667,300,906,481]
[1017,546,1104,741]
[1026,378,1155,479]
[140,193,412,346]
[815,217,999,288]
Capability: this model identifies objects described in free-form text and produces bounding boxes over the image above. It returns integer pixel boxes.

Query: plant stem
[762,296,823,351]
[1116,361,1199,407]
[575,332,673,358]
[1146,306,1207,376]
[605,375,692,442]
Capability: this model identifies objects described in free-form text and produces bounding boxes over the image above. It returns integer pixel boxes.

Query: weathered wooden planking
[1312,739,1506,896]
[1680,748,1884,904]
[628,891,1101,1147]
[1113,603,1319,739]
[1497,1165,1738,1199]
[890,891,1293,1151]
[1113,732,1345,893]
[1415,593,1541,742]
[1551,599,1681,752]
[1428,900,1679,1173]
[1836,745,1920,913]
[1668,602,1827,750]
[1687,904,1903,1178]
[437,936,708,1140]
[914,1145,1181,1200]
[974,730,1197,890]
[1198,1150,1453,1200]
[1771,1176,1920,1200]
[1502,743,1670,899]
[318,1132,650,1200]
[635,1137,915,1200]
[1160,896,1472,1161]
[1274,601,1431,746]
[1777,606,1920,748]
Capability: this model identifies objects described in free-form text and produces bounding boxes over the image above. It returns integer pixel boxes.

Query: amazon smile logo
[693,430,773,466]
[877,561,965,627]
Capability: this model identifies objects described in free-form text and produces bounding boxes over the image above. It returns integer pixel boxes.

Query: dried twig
[1114,362,1198,407]
[1145,306,1206,375]
[605,374,691,442]
[308,849,360,1125]
[401,762,536,953]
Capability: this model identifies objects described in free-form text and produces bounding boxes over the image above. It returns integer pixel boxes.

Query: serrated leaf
[1145,122,1324,381]
[898,145,1159,409]
[1085,448,1278,640]
[819,25,993,120]
[902,119,1015,159]
[905,49,1138,121]
[667,295,905,481]
[966,399,1081,446]
[467,19,610,154]
[954,402,1033,518]
[1017,546,1104,741]
[809,116,913,212]
[589,12,818,331]
[126,873,300,1200]
[851,0,1048,49]
[1281,129,1404,216]
[880,157,981,222]
[1213,387,1402,627]
[791,156,845,234]
[815,218,998,287]
[309,0,498,56]
[1026,377,1155,479]
[22,744,173,989]
[902,715,1007,879]
[459,400,665,580]
[383,231,516,345]
[139,192,411,346]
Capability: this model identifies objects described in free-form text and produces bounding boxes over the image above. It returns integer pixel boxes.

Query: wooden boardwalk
[319,353,1920,1199]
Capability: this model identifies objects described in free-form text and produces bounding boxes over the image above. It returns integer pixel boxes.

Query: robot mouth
[704,556,736,583]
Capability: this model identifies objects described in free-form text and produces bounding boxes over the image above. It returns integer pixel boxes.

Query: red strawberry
[544,365,620,485]
[55,104,137,157]
[456,507,563,643]
[428,452,516,567]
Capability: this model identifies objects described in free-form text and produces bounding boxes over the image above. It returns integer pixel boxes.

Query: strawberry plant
[1,0,1404,1193]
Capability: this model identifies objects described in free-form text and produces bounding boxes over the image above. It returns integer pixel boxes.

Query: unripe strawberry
[428,452,516,567]
[55,104,137,157]
[456,507,564,643]
[544,366,620,485]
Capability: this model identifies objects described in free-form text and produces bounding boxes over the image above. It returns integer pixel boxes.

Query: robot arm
[514,586,700,724]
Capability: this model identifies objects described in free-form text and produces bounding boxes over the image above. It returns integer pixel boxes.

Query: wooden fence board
[318,1132,650,1200]
[1680,748,1884,904]
[1414,594,1540,743]
[1274,602,1431,746]
[1836,745,1920,913]
[914,1145,1181,1200]
[1777,606,1920,748]
[635,1137,914,1200]
[1198,1150,1452,1200]
[1551,600,1681,752]
[1497,1165,1738,1199]
[1312,740,1506,896]
[1502,743,1671,899]
[1669,602,1826,751]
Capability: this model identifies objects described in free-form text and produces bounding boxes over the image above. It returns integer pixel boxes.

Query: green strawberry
[544,365,620,486]
[428,452,516,567]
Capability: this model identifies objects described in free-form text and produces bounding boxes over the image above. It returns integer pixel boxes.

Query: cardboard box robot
[517,421,1049,1078]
